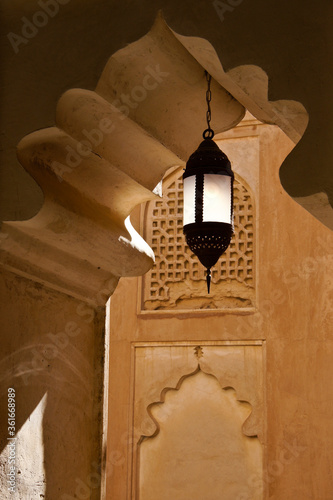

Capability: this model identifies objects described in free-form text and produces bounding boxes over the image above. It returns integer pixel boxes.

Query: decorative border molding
[130,340,266,499]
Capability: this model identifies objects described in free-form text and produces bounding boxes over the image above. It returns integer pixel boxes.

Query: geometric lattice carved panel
[141,164,256,311]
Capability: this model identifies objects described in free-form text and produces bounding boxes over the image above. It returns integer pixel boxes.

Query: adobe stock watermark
[16,321,82,387]
[52,64,169,182]
[63,429,307,499]
[7,0,71,55]
[61,426,143,499]
[0,231,9,245]
[213,0,246,23]
[15,276,115,386]
[236,438,307,499]
[235,234,333,336]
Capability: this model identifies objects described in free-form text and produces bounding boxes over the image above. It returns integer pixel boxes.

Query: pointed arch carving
[136,364,264,500]
[133,342,264,444]
[140,365,256,442]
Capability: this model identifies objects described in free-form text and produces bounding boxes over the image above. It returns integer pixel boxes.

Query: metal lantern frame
[182,72,234,293]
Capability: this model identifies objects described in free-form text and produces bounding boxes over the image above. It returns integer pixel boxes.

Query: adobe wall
[107,117,333,499]
[0,269,107,499]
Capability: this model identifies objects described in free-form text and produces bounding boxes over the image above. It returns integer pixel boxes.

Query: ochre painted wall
[107,120,333,499]
[0,269,107,499]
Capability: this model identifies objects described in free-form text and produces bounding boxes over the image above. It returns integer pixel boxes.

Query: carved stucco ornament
[0,13,308,301]
[134,342,264,442]
[137,361,264,500]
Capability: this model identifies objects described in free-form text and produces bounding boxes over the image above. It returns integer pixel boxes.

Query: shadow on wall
[0,269,105,499]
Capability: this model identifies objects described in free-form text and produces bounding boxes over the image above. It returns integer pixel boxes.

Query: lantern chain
[203,71,214,139]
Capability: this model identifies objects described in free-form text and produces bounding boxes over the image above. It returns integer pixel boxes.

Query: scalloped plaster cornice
[0,14,309,301]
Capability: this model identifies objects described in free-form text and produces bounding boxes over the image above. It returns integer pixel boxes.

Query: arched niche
[138,368,263,500]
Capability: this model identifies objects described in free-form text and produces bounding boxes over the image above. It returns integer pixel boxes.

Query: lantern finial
[206,268,211,294]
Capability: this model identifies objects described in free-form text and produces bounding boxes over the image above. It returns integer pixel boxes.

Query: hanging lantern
[183,72,234,293]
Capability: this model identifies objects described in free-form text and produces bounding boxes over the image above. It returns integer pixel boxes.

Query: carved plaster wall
[106,103,333,500]
[132,342,265,500]
[139,371,262,500]
[0,13,312,500]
